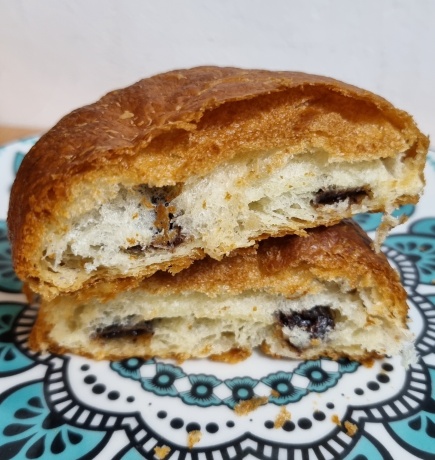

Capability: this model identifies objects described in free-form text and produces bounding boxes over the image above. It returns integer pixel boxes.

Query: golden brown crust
[8,66,429,294]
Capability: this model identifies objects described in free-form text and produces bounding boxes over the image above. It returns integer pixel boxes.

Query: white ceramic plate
[1,138,435,460]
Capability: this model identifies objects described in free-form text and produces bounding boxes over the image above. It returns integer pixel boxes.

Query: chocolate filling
[93,320,154,340]
[277,306,335,339]
[312,186,370,206]
[150,204,184,249]
[124,244,143,255]
[125,185,185,254]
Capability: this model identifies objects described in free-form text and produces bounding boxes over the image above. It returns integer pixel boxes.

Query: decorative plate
[1,138,435,460]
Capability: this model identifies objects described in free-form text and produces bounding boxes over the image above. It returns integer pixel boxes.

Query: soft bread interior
[40,148,421,294]
[30,220,412,363]
[30,280,411,362]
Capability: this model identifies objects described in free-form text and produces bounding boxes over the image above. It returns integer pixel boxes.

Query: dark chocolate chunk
[277,306,335,339]
[124,244,144,255]
[94,320,154,340]
[148,184,183,204]
[126,184,186,253]
[313,187,369,206]
[151,201,184,249]
[147,185,184,248]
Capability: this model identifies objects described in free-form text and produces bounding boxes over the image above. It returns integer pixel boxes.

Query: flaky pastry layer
[8,67,429,298]
[29,221,412,363]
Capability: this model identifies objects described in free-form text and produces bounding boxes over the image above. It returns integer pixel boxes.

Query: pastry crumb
[331,414,341,426]
[210,347,251,363]
[274,406,291,428]
[344,420,358,437]
[373,213,400,252]
[187,430,202,449]
[154,445,171,459]
[361,357,375,368]
[234,396,269,416]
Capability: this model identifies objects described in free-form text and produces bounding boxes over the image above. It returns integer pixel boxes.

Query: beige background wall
[1,0,434,141]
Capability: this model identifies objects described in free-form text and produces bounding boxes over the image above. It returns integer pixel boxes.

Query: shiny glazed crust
[29,220,409,362]
[8,66,429,297]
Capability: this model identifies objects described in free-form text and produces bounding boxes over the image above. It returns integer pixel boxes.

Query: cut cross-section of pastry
[29,220,414,363]
[8,67,428,299]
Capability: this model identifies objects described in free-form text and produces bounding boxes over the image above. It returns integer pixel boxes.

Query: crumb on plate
[274,406,291,429]
[344,420,358,437]
[187,430,202,449]
[154,445,171,459]
[234,396,269,416]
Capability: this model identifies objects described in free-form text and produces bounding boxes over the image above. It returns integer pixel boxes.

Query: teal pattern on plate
[0,221,23,293]
[0,302,35,376]
[111,356,359,409]
[0,382,109,460]
[387,367,435,457]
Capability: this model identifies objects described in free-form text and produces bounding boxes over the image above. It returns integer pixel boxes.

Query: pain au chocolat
[8,67,428,299]
[29,221,413,363]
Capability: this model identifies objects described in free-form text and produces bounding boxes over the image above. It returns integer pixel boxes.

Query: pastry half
[29,220,413,363]
[8,66,428,299]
